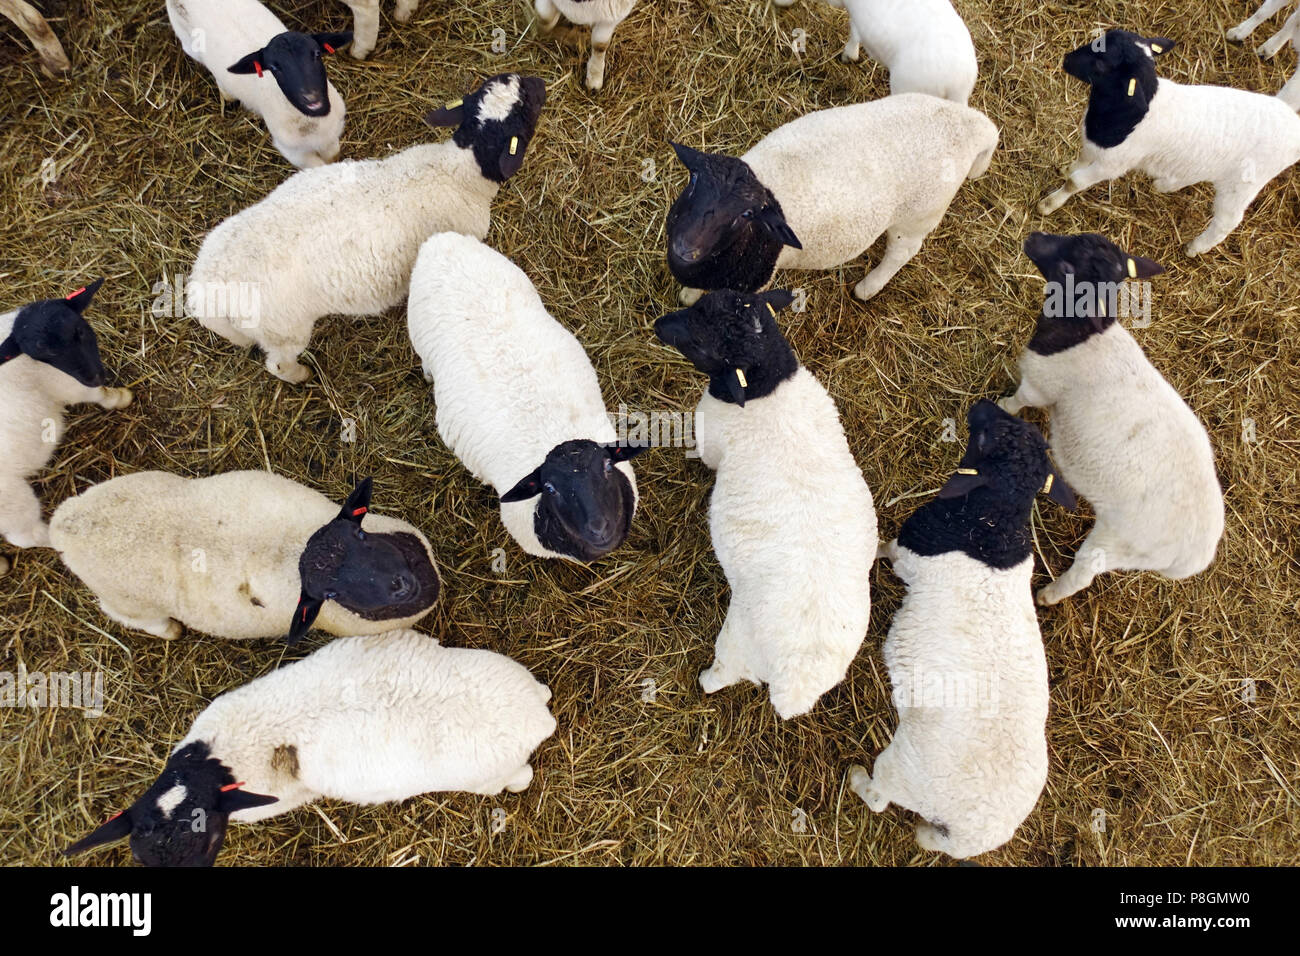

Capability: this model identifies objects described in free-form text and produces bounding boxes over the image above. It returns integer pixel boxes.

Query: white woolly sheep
[0,279,132,578]
[813,0,979,105]
[166,0,353,169]
[64,628,556,866]
[49,473,441,641]
[666,92,999,303]
[533,0,638,91]
[1038,30,1300,256]
[654,290,877,720]
[0,0,70,75]
[999,232,1225,606]
[1227,0,1300,109]
[186,72,546,383]
[848,399,1076,859]
[407,232,648,563]
[335,0,420,60]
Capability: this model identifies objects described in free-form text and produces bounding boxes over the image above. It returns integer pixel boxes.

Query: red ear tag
[106,809,124,822]
[219,782,245,792]
[254,61,264,78]
[323,43,336,54]
[66,286,86,300]
[351,507,367,517]
[301,606,309,622]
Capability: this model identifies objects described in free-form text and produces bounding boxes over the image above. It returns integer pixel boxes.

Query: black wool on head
[1062,30,1175,148]
[227,30,351,118]
[0,278,109,387]
[425,74,547,183]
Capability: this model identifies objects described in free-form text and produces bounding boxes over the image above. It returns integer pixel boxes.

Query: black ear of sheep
[65,811,133,856]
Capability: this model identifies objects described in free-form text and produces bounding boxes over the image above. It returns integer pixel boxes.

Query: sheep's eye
[356,530,367,541]
[313,50,322,60]
[603,458,614,474]
[543,482,558,496]
[741,208,755,220]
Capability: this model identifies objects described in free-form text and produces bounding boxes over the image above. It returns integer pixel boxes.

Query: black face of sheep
[64,743,278,868]
[1062,30,1175,86]
[424,74,548,183]
[290,477,437,642]
[0,278,109,387]
[227,31,352,117]
[500,440,648,562]
[654,289,799,408]
[937,400,1075,509]
[1025,232,1165,331]
[665,143,801,290]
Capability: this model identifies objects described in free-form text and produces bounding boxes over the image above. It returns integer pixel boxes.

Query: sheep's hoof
[159,620,183,640]
[349,46,373,61]
[270,360,313,384]
[1226,26,1250,43]
[840,47,861,63]
[853,276,886,300]
[0,555,10,577]
[1035,586,1061,607]
[101,387,133,410]
[678,287,704,306]
[995,396,1018,414]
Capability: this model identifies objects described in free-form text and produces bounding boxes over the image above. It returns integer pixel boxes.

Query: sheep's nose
[670,236,702,263]
[390,575,414,600]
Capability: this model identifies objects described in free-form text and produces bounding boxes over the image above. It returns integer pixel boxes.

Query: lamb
[0,279,132,578]
[998,232,1225,606]
[533,0,638,91]
[812,0,979,105]
[64,628,556,866]
[0,0,70,76]
[1227,0,1300,109]
[1037,30,1300,256]
[49,473,441,642]
[186,72,546,383]
[166,0,353,170]
[335,1,420,60]
[407,232,647,563]
[848,399,1077,859]
[666,93,998,304]
[653,289,877,719]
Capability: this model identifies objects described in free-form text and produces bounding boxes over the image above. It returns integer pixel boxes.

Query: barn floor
[0,0,1296,866]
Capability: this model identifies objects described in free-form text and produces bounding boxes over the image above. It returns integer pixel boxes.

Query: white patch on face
[477,76,521,123]
[1137,42,1155,60]
[156,783,188,819]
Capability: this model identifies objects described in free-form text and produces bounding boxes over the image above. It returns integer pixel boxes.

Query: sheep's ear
[755,207,802,250]
[500,468,543,503]
[65,277,105,314]
[0,334,20,365]
[65,811,133,856]
[217,787,279,814]
[937,469,990,499]
[669,141,706,171]
[498,135,527,180]
[312,31,352,55]
[760,289,796,314]
[726,367,748,408]
[1146,37,1176,56]
[227,49,268,75]
[1042,468,1077,510]
[423,99,466,128]
[338,476,373,524]
[1125,254,1164,279]
[287,593,324,644]
[604,442,650,464]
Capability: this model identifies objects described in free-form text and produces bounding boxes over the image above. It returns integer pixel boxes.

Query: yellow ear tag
[956,467,979,476]
[1127,78,1137,97]
[1098,297,1107,317]
[734,369,748,389]
[446,98,463,109]
[1127,257,1138,279]
[1042,473,1055,494]
[766,303,776,317]
[509,136,519,156]
[1150,43,1163,54]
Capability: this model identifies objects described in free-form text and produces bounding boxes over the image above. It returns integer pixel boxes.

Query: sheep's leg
[98,599,182,640]
[86,385,133,410]
[848,763,891,812]
[841,20,862,63]
[854,226,927,300]
[394,0,419,23]
[533,0,561,33]
[342,0,379,59]
[265,345,313,384]
[585,21,616,91]
[0,478,49,549]
[877,537,900,562]
[1037,160,1114,215]
[1229,0,1292,42]
[1186,182,1261,257]
[0,0,72,76]
[1256,6,1300,56]
[699,609,745,694]
[1036,527,1125,606]
[998,378,1049,415]
[504,764,534,793]
[1280,69,1300,108]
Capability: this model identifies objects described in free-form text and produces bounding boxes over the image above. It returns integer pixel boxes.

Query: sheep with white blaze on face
[0,279,133,577]
[999,232,1225,606]
[1038,29,1300,256]
[407,232,648,564]
[654,289,877,719]
[64,629,556,867]
[666,93,998,304]
[849,399,1077,860]
[186,72,546,383]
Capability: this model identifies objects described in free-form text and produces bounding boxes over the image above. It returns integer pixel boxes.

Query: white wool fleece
[851,544,1048,859]
[742,93,998,300]
[165,0,346,169]
[0,309,132,562]
[49,470,438,640]
[819,0,978,105]
[187,142,497,383]
[1000,325,1224,605]
[177,629,557,819]
[407,232,636,560]
[694,369,877,719]
[1039,79,1300,256]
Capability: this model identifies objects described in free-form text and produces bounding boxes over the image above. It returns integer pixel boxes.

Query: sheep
[335,1,420,60]
[848,399,1077,860]
[49,473,440,642]
[1227,0,1300,109]
[998,232,1225,606]
[407,232,648,563]
[653,289,877,719]
[165,0,352,169]
[0,0,70,76]
[666,93,999,304]
[813,0,979,105]
[63,628,556,866]
[1037,30,1300,257]
[533,0,638,91]
[186,72,547,383]
[0,279,132,578]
